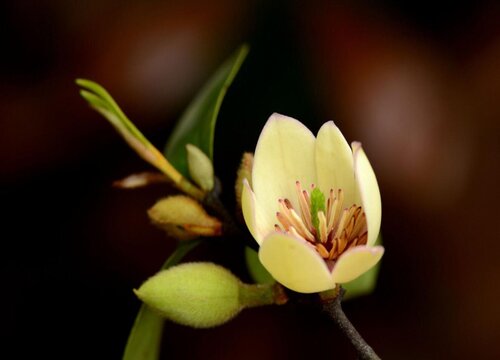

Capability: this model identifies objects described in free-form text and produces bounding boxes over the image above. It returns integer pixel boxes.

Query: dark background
[3,1,500,359]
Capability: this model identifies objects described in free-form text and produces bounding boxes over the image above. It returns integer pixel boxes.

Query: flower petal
[315,121,357,207]
[331,245,384,284]
[241,179,273,245]
[352,142,382,246]
[258,232,334,293]
[252,114,317,224]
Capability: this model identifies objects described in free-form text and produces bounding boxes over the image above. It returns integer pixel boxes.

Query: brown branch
[321,288,381,360]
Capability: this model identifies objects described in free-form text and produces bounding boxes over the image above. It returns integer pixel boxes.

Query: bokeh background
[3,1,500,359]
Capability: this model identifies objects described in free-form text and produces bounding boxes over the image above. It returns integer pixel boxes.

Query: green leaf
[123,239,201,360]
[342,235,383,300]
[77,80,153,153]
[76,79,204,199]
[244,247,275,285]
[164,44,249,177]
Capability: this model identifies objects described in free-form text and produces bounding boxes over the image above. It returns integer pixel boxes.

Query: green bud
[148,195,222,240]
[186,144,214,191]
[134,262,287,328]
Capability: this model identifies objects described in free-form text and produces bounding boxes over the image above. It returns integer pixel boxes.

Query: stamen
[351,211,366,238]
[276,211,292,231]
[296,181,313,230]
[283,198,294,209]
[278,199,314,242]
[288,209,315,242]
[344,213,356,238]
[275,182,368,264]
[288,226,303,241]
[332,207,349,242]
[318,211,328,243]
[328,240,338,260]
[327,194,339,232]
[358,231,368,246]
[278,199,292,217]
[326,189,334,224]
[317,243,329,258]
[337,229,348,253]
[303,190,311,207]
[327,189,343,233]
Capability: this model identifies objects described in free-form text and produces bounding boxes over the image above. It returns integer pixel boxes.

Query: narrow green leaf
[77,79,153,150]
[77,79,135,133]
[79,90,112,112]
[342,235,383,300]
[77,79,204,198]
[164,44,249,177]
[123,239,201,360]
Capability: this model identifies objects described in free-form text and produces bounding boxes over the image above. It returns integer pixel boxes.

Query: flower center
[275,181,368,262]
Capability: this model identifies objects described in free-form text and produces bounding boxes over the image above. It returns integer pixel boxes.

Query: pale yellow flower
[242,114,384,293]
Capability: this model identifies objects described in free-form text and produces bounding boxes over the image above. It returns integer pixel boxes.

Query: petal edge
[331,245,384,284]
[352,142,382,246]
[242,179,272,245]
[315,121,357,207]
[252,114,317,222]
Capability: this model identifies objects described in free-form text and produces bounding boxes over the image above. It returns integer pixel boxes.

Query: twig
[321,288,381,360]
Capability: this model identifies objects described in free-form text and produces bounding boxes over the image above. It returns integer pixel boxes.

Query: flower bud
[148,195,222,240]
[235,152,254,214]
[186,144,214,191]
[135,262,286,328]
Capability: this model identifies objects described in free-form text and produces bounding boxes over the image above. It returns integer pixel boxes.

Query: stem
[202,180,253,244]
[239,283,288,308]
[321,288,381,360]
[176,175,205,200]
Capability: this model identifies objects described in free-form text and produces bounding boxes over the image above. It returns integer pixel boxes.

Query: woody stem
[202,178,257,250]
[321,287,381,360]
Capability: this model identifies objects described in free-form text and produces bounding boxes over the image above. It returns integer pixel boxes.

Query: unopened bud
[148,195,222,240]
[186,144,214,191]
[235,152,254,213]
[134,262,287,328]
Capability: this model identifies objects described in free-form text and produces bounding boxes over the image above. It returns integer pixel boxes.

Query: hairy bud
[148,195,222,240]
[135,262,287,328]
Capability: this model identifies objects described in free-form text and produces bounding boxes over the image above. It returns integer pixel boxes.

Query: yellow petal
[352,142,382,246]
[252,114,317,223]
[331,245,384,284]
[241,179,273,245]
[315,121,357,207]
[258,233,334,293]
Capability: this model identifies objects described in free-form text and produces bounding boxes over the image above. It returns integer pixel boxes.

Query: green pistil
[310,188,326,235]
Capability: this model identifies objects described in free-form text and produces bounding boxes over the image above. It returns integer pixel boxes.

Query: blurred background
[3,0,500,358]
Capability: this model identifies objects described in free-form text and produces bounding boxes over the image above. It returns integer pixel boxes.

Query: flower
[241,114,384,293]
